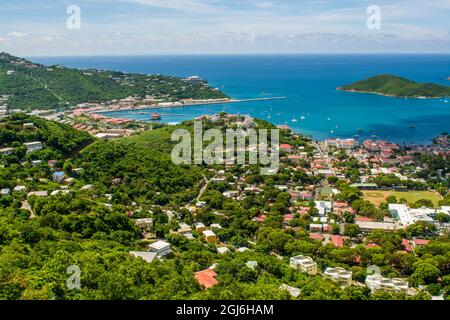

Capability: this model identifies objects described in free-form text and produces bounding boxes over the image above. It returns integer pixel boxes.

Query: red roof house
[402,239,413,253]
[195,269,219,289]
[283,214,294,223]
[309,233,324,241]
[331,235,344,248]
[280,144,293,153]
[413,238,430,247]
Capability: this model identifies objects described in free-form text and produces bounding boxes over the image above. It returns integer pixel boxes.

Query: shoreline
[95,97,287,114]
[336,87,447,99]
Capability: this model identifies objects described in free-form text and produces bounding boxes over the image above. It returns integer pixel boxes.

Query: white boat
[300,116,306,120]
[291,118,298,122]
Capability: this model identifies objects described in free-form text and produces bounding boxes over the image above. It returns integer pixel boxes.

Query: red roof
[280,144,293,150]
[366,243,380,249]
[309,233,324,241]
[355,216,375,222]
[402,239,413,252]
[331,235,344,247]
[333,202,349,208]
[413,238,430,246]
[253,214,267,223]
[195,269,219,289]
[283,214,294,222]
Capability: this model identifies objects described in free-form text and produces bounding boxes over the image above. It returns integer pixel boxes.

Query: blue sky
[0,0,449,56]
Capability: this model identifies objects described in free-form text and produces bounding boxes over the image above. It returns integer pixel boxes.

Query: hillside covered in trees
[338,74,450,98]
[1,115,449,300]
[0,52,228,110]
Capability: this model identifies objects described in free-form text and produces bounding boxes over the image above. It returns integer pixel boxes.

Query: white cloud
[125,0,218,13]
[7,31,28,39]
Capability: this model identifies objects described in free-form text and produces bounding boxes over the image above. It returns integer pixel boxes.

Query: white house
[0,147,14,155]
[134,218,153,232]
[24,141,43,153]
[365,274,409,292]
[13,186,26,192]
[279,284,301,298]
[389,203,435,226]
[148,240,171,257]
[289,255,318,275]
[324,267,353,287]
[194,222,207,232]
[315,201,332,216]
[129,251,158,264]
[27,191,48,198]
[217,247,230,255]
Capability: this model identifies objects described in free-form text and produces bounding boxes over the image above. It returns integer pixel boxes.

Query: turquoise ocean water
[33,54,450,144]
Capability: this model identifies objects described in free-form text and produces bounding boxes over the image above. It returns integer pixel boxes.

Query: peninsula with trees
[0,52,228,110]
[338,74,450,99]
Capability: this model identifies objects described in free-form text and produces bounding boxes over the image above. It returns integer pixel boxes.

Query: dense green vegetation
[0,52,228,110]
[339,74,450,98]
[1,115,449,300]
[66,126,205,206]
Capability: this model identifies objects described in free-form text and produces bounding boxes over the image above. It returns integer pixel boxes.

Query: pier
[182,96,287,107]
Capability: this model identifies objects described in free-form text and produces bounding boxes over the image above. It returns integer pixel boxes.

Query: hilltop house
[202,230,218,243]
[195,269,219,290]
[324,267,353,287]
[365,274,409,293]
[0,147,14,155]
[148,240,171,257]
[134,218,153,233]
[129,251,158,264]
[53,171,66,183]
[24,141,43,153]
[289,255,318,275]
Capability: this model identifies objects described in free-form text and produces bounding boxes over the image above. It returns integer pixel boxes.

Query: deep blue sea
[32,54,450,144]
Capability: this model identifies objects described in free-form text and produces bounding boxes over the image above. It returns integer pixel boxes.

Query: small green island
[337,74,450,99]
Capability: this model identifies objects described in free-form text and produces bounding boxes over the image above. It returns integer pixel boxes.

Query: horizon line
[24,52,450,59]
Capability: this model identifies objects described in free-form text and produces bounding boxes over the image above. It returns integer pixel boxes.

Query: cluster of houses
[288,254,411,294]
[1,140,43,156]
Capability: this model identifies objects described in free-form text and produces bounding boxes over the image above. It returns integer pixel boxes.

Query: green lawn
[363,190,443,208]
